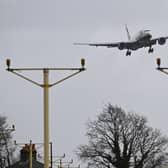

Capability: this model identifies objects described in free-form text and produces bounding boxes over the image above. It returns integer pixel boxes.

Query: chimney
[20,144,37,162]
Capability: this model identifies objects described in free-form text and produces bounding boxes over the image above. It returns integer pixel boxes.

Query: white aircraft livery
[74,25,168,56]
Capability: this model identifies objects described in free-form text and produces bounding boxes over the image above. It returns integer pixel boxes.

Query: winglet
[125,24,131,41]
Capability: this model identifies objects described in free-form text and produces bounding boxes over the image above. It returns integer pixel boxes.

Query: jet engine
[158,38,166,45]
[118,43,125,50]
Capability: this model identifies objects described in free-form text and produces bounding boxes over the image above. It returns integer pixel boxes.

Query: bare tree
[0,115,15,168]
[77,104,168,168]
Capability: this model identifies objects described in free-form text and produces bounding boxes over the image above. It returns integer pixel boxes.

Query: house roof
[10,160,44,168]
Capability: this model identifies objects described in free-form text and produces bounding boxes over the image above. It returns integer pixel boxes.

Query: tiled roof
[10,160,44,168]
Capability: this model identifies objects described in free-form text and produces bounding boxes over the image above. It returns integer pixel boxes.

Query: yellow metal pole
[60,159,62,168]
[6,59,86,168]
[29,140,32,168]
[44,69,49,168]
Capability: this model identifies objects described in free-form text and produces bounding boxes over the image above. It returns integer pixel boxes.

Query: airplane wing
[74,41,139,50]
[74,42,119,48]
[74,36,168,51]
[150,36,168,46]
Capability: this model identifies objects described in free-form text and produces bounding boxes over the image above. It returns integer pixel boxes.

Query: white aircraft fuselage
[128,30,153,50]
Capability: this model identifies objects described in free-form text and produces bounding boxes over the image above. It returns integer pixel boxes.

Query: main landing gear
[126,50,131,56]
[125,47,154,56]
[148,47,154,53]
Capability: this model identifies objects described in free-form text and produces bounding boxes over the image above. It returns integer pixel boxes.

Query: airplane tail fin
[125,24,131,41]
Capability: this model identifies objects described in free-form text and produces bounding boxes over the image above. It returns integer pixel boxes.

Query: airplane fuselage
[129,30,152,50]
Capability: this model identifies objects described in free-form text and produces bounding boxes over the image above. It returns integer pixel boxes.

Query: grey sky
[1,0,168,165]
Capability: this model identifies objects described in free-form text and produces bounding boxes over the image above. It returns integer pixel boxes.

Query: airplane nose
[144,30,150,32]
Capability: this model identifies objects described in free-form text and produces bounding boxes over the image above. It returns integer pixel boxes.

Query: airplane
[74,25,168,56]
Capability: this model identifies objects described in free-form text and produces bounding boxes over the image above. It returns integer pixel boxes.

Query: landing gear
[148,47,154,53]
[126,50,131,56]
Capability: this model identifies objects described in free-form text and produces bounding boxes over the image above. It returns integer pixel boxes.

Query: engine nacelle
[158,38,166,45]
[118,43,125,50]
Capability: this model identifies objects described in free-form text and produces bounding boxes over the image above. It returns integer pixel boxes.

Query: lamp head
[156,58,161,68]
[6,59,11,70]
[81,58,85,68]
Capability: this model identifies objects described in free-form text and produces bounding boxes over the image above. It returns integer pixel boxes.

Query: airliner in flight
[74,25,168,56]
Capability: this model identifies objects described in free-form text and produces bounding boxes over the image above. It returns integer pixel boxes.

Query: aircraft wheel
[148,48,154,53]
[126,51,131,56]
